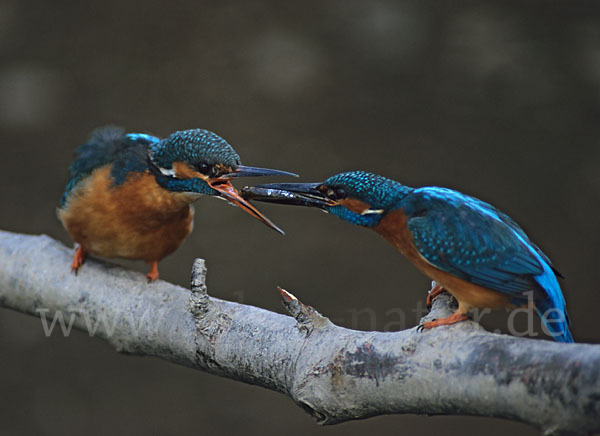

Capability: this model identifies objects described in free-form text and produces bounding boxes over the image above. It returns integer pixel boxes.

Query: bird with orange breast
[58,126,295,281]
[243,171,573,342]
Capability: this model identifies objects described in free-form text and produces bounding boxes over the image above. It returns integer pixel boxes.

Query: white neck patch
[149,151,176,177]
[360,208,384,215]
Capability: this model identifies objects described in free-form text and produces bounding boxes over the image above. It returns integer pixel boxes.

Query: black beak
[225,165,298,178]
[241,183,333,209]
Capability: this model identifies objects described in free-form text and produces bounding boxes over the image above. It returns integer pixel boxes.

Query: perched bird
[243,171,573,342]
[59,126,295,281]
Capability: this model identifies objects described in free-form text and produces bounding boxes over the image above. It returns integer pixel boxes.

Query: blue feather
[125,133,159,145]
[532,260,573,342]
[150,129,240,170]
[61,128,166,206]
[401,187,572,342]
[61,126,127,205]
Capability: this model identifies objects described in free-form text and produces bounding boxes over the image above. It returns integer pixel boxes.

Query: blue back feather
[400,187,572,342]
[61,127,159,206]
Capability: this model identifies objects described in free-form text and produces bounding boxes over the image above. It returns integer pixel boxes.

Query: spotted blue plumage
[150,129,241,170]
[400,187,572,342]
[325,172,410,211]
[61,126,146,205]
[154,176,215,196]
[320,172,572,343]
[327,205,381,227]
[324,172,412,227]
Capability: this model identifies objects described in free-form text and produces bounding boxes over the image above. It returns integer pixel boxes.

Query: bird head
[143,129,296,234]
[242,171,411,228]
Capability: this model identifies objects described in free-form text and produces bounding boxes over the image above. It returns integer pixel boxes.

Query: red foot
[71,246,87,274]
[146,261,159,282]
[422,311,468,329]
[426,284,446,307]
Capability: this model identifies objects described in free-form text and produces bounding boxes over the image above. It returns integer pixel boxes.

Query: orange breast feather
[59,166,197,262]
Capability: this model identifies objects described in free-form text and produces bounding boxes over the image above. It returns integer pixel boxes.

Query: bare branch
[0,230,598,435]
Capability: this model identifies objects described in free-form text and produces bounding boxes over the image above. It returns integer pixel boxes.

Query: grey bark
[0,230,598,435]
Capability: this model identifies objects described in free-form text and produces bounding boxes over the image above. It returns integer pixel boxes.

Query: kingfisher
[243,171,573,342]
[58,126,296,281]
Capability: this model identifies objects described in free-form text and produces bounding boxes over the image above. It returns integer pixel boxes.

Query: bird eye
[334,187,347,199]
[197,163,214,176]
[325,186,347,200]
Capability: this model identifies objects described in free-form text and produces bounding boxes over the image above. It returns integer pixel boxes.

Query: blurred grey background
[1,1,599,435]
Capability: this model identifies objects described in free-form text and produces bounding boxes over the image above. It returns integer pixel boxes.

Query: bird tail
[535,300,573,343]
[534,262,574,343]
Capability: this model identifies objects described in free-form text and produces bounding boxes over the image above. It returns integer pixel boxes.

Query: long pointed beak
[208,179,285,235]
[224,165,298,178]
[241,183,334,209]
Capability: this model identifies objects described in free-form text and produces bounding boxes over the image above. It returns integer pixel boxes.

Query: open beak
[241,183,335,209]
[208,179,285,235]
[224,165,298,178]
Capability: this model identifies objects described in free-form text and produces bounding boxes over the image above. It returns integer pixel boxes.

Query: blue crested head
[150,129,241,174]
[142,129,242,197]
[243,171,412,227]
[144,128,296,234]
[321,171,412,226]
[145,128,295,199]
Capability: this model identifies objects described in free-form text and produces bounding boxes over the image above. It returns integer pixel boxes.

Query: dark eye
[324,186,347,200]
[197,163,214,176]
[334,187,347,199]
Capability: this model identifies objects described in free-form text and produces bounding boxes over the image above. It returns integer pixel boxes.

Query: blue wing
[403,187,545,297]
[402,187,572,342]
[61,127,160,205]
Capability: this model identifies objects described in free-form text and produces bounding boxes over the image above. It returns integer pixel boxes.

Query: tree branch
[0,230,598,435]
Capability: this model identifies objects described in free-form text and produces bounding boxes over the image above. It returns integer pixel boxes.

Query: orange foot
[426,284,446,307]
[71,246,87,274]
[420,311,468,330]
[146,261,159,282]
